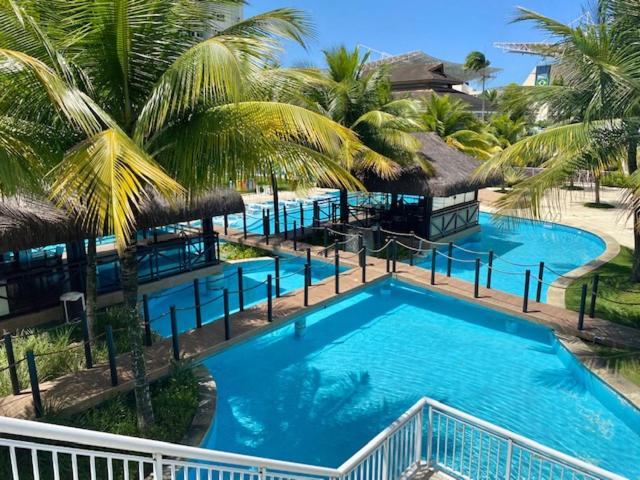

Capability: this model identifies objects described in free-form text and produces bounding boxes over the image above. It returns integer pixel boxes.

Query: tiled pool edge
[546,227,620,308]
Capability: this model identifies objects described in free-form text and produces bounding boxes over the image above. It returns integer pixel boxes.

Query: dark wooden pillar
[65,240,87,292]
[423,196,434,240]
[202,217,216,263]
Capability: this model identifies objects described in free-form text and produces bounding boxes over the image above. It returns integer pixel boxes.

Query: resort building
[366,51,499,115]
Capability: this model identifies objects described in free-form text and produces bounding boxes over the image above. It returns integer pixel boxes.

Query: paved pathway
[2,226,640,419]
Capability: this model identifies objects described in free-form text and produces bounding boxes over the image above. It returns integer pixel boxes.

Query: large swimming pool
[201,281,640,478]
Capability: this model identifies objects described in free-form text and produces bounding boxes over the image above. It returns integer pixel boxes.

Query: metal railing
[0,396,626,480]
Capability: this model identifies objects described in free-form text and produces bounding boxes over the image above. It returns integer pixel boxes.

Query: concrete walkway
[479,185,635,249]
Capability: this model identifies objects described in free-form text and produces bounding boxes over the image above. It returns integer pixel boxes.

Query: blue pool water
[201,281,640,477]
[413,213,606,301]
[147,255,340,337]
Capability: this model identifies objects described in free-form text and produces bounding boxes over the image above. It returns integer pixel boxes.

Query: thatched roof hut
[359,132,498,198]
[0,189,245,252]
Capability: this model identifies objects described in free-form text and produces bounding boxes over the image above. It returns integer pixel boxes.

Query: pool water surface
[201,281,640,477]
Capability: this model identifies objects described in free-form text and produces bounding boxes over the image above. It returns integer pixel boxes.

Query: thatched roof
[359,132,498,198]
[0,189,244,252]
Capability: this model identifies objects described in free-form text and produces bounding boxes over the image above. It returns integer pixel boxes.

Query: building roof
[394,89,491,113]
[359,132,499,197]
[0,189,245,252]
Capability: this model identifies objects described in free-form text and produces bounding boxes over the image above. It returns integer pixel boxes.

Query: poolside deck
[1,226,639,419]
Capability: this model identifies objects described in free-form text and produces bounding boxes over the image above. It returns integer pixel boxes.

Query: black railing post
[275,256,281,298]
[431,248,437,286]
[4,334,20,395]
[283,205,288,240]
[194,279,202,329]
[142,294,152,347]
[265,209,270,245]
[238,267,244,312]
[105,326,118,386]
[170,306,180,361]
[267,274,273,323]
[361,245,367,283]
[26,351,42,418]
[324,227,329,258]
[313,201,319,227]
[589,274,600,319]
[293,220,298,251]
[447,242,453,277]
[523,270,531,313]
[486,251,494,289]
[392,238,398,273]
[306,247,312,269]
[335,243,340,294]
[474,259,481,298]
[223,214,228,236]
[385,238,391,273]
[243,211,247,239]
[300,202,305,235]
[536,261,545,303]
[304,263,310,307]
[578,283,588,330]
[80,312,93,369]
[223,289,231,340]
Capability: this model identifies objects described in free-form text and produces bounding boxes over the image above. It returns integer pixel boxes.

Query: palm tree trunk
[120,235,154,429]
[86,236,97,341]
[270,170,280,235]
[627,137,640,282]
[481,76,486,121]
[594,175,601,205]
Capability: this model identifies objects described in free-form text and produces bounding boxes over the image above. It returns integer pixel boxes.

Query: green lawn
[566,247,640,329]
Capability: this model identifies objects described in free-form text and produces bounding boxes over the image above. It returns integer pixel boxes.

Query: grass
[220,242,268,260]
[590,345,640,387]
[566,247,640,329]
[0,365,200,479]
[583,202,616,209]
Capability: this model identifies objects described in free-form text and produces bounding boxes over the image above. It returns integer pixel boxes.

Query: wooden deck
[1,227,639,419]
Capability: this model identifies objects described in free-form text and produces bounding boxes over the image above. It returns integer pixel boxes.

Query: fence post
[142,294,152,347]
[447,242,453,277]
[293,220,298,251]
[170,306,180,361]
[283,205,288,240]
[26,351,42,418]
[238,267,244,312]
[223,214,228,236]
[431,248,437,285]
[385,238,391,273]
[536,261,545,303]
[4,334,20,395]
[264,209,270,245]
[358,235,364,267]
[105,326,118,387]
[323,227,329,258]
[361,246,367,284]
[80,312,93,369]
[505,439,514,480]
[335,243,340,294]
[392,238,398,273]
[193,279,202,329]
[414,406,423,468]
[578,283,588,331]
[313,201,319,227]
[223,289,231,340]
[523,270,531,313]
[589,273,599,319]
[474,258,480,298]
[486,250,494,289]
[426,405,434,467]
[274,257,281,298]
[304,263,310,307]
[267,274,273,323]
[306,248,312,271]
[299,202,305,235]
[243,211,247,240]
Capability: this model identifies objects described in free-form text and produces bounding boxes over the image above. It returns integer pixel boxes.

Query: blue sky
[246,0,585,87]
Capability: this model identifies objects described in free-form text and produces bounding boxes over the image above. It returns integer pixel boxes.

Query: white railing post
[153,453,163,480]
[425,405,434,468]
[414,406,423,467]
[382,438,390,480]
[504,439,513,480]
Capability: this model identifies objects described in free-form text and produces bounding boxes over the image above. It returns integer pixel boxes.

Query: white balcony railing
[0,397,627,480]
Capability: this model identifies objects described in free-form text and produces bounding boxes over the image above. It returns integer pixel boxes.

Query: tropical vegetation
[475,0,640,281]
[0,0,369,429]
[464,51,492,120]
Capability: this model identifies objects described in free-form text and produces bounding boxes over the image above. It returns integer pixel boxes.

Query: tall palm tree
[301,46,423,223]
[475,1,640,280]
[464,51,491,120]
[0,1,364,427]
[417,94,500,160]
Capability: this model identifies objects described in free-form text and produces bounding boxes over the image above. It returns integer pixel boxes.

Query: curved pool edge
[180,365,218,448]
[546,226,620,308]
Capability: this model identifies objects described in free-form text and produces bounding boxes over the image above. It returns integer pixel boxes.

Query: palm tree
[301,46,423,223]
[464,51,492,120]
[417,94,500,159]
[475,1,640,280]
[0,1,365,428]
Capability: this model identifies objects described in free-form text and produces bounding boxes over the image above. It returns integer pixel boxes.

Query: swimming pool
[413,212,606,301]
[201,280,640,478]
[146,254,341,337]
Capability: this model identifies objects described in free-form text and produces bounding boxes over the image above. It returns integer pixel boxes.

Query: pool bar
[0,396,625,480]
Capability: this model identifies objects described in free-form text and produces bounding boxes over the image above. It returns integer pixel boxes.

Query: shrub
[220,242,267,260]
